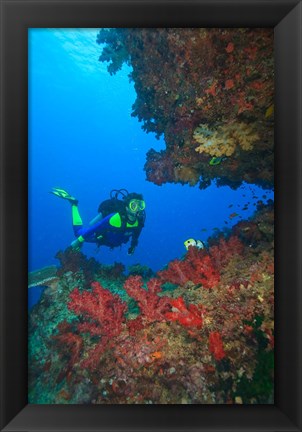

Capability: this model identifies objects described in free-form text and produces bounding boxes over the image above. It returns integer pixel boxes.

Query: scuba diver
[50,188,146,255]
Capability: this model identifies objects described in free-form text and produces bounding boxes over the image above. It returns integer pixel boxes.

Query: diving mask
[128,199,145,212]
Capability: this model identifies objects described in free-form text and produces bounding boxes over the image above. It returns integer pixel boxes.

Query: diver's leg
[70,204,86,249]
[72,204,84,237]
[50,187,78,204]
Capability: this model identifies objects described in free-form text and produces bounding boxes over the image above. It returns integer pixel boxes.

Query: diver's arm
[128,224,143,254]
[89,213,103,226]
[128,235,139,255]
[130,234,139,249]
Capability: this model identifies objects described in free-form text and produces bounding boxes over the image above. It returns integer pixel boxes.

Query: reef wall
[97,28,274,189]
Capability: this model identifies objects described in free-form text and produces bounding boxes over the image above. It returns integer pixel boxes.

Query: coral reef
[97,28,274,189]
[29,205,274,404]
[128,263,154,279]
[55,248,100,285]
[55,248,125,287]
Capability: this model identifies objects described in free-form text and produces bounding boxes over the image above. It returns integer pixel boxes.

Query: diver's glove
[71,236,84,251]
[127,245,135,255]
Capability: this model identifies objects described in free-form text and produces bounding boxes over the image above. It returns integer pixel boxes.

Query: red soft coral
[67,281,127,370]
[209,236,244,269]
[68,281,127,339]
[165,297,203,329]
[209,331,226,361]
[52,321,84,383]
[124,275,171,323]
[158,247,220,289]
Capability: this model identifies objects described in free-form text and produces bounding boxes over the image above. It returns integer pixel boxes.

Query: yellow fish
[184,238,205,250]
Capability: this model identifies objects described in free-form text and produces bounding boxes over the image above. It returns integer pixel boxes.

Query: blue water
[28,28,274,274]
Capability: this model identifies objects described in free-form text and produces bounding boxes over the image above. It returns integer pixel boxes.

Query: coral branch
[124,275,171,322]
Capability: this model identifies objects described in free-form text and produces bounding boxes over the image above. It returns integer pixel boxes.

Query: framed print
[0,0,301,431]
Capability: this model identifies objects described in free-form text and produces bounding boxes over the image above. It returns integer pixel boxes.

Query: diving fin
[50,187,78,205]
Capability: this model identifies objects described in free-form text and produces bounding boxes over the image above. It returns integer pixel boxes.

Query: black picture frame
[0,0,301,431]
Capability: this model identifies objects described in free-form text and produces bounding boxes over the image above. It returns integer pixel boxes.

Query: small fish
[201,228,208,232]
[229,212,239,219]
[228,204,233,208]
[209,156,225,166]
[150,351,163,360]
[213,227,219,231]
[184,238,205,250]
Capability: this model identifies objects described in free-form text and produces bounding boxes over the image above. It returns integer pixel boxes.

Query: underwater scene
[28,28,274,404]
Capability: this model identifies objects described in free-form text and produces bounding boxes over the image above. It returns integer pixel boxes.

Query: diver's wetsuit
[72,208,144,250]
